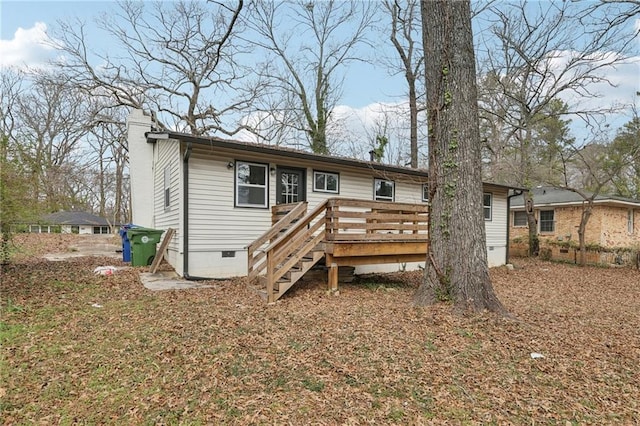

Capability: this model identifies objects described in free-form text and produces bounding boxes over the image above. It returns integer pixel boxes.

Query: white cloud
[0,22,56,69]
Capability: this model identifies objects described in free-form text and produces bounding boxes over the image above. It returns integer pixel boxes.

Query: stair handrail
[247,201,308,279]
[263,200,328,254]
[265,200,329,296]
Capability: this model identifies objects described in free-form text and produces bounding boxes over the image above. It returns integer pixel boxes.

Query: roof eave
[146,131,524,190]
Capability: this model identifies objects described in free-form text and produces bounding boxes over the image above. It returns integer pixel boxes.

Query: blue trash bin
[119,224,139,262]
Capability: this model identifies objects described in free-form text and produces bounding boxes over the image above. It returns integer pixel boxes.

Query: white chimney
[126,109,155,228]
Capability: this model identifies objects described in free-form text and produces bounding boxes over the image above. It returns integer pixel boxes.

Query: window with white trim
[422,184,429,202]
[483,193,492,220]
[313,171,339,193]
[374,179,394,201]
[628,209,634,234]
[513,211,527,227]
[235,161,268,208]
[539,210,555,233]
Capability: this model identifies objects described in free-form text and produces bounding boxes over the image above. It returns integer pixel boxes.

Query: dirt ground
[8,232,122,261]
[2,234,639,424]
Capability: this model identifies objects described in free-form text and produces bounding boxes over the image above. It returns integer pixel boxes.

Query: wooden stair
[247,201,328,303]
[250,249,324,301]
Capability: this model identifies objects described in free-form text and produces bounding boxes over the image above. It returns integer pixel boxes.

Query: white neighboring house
[127,109,515,279]
[35,211,113,234]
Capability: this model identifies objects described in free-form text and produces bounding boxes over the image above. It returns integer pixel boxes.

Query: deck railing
[325,198,429,241]
[247,198,430,301]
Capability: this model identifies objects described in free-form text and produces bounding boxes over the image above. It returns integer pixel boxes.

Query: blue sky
[0,0,401,108]
[1,0,638,151]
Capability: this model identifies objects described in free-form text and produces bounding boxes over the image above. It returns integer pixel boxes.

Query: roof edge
[146,131,523,189]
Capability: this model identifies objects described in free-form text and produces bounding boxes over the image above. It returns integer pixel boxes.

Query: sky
[0,0,401,108]
[1,0,639,156]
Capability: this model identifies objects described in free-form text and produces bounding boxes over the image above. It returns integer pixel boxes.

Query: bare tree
[414,0,506,314]
[476,0,637,256]
[52,0,254,136]
[574,0,640,31]
[86,114,129,224]
[0,68,24,142]
[382,0,425,168]
[247,0,376,154]
[13,71,94,212]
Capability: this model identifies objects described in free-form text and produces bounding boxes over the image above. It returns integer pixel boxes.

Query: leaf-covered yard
[2,235,639,424]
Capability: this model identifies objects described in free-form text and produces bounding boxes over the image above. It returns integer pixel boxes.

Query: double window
[235,161,268,208]
[313,171,339,193]
[374,179,395,201]
[93,226,110,234]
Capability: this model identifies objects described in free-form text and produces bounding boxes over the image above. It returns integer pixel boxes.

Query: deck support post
[329,263,339,294]
[327,258,339,295]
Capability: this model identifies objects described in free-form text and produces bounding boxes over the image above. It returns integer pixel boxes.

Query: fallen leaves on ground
[1,235,639,424]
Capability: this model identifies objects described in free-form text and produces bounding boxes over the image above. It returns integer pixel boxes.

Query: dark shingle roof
[147,130,522,192]
[511,187,640,208]
[42,211,112,226]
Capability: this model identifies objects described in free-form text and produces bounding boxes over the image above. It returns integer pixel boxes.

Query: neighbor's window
[93,226,110,234]
[628,209,635,234]
[313,171,339,193]
[164,165,171,209]
[422,184,429,202]
[374,179,394,201]
[539,210,555,233]
[483,193,492,220]
[513,211,528,227]
[236,161,268,208]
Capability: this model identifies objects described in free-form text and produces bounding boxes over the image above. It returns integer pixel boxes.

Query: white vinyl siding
[153,140,181,255]
[484,187,508,266]
[189,151,271,253]
[165,143,510,276]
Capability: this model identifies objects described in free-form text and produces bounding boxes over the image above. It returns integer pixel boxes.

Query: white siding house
[128,110,514,279]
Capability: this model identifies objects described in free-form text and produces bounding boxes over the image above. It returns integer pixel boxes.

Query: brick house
[510,187,640,250]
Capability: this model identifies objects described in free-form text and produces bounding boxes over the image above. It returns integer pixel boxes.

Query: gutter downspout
[506,189,524,265]
[182,142,193,278]
[181,142,209,281]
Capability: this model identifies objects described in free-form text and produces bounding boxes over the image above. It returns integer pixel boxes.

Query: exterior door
[276,167,306,204]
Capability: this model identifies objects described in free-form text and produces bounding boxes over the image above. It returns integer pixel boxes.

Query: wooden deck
[248,198,429,302]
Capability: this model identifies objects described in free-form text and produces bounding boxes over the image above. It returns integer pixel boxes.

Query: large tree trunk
[414,0,506,314]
